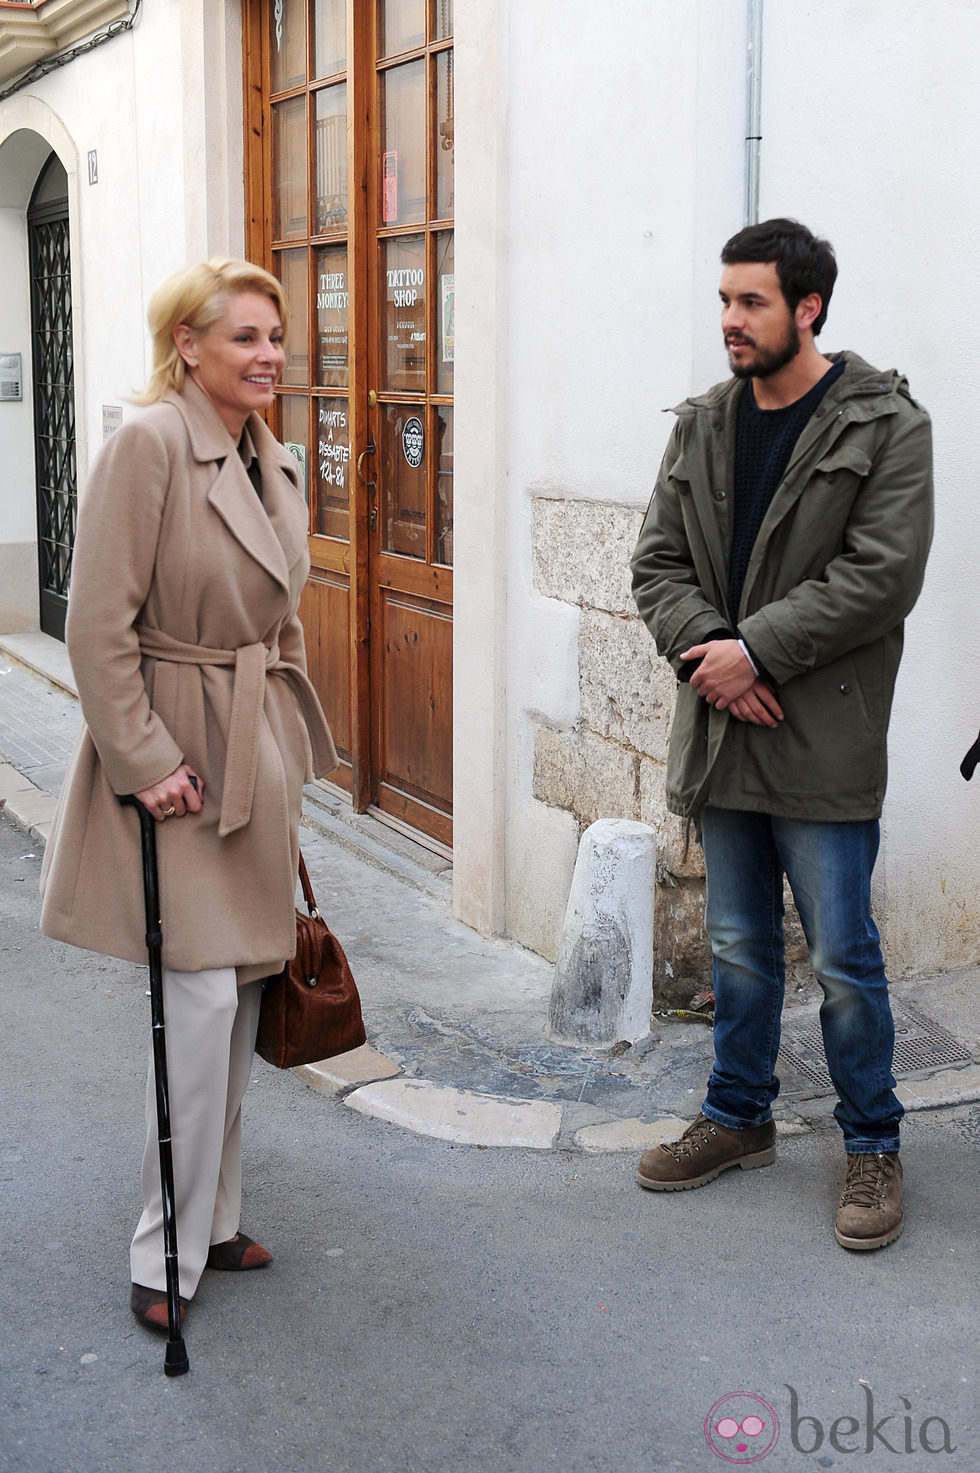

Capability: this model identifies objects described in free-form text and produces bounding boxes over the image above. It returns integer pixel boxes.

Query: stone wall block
[532,498,645,615]
[533,726,639,826]
[579,608,674,759]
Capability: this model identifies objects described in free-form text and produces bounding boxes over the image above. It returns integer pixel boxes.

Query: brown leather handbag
[255,853,366,1068]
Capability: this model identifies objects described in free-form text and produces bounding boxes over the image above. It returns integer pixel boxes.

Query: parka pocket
[742,651,884,803]
[665,450,692,493]
[812,444,873,486]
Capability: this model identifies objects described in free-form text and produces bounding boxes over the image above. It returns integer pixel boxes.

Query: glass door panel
[432,0,453,42]
[380,404,426,559]
[436,50,454,217]
[380,61,426,225]
[280,393,310,508]
[434,404,453,566]
[315,84,348,231]
[435,230,454,395]
[314,398,351,540]
[313,0,347,77]
[270,0,307,92]
[382,234,426,391]
[273,97,308,240]
[380,0,425,57]
[315,242,349,387]
[278,247,309,386]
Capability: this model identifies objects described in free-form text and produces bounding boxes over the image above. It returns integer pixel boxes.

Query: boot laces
[666,1116,717,1159]
[840,1152,893,1210]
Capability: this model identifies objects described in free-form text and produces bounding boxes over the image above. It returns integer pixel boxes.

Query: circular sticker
[402,415,424,468]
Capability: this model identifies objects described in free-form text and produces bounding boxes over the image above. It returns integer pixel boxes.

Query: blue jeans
[699,808,903,1153]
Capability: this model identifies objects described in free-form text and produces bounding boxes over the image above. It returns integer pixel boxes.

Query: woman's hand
[135,764,204,822]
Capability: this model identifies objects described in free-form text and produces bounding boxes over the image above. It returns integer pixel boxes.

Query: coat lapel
[163,382,295,596]
[248,415,309,592]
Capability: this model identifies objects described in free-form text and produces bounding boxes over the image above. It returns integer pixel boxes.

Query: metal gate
[28,155,76,642]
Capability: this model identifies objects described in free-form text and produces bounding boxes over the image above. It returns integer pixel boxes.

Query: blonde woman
[41,260,336,1331]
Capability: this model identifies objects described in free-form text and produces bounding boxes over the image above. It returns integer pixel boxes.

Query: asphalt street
[1,818,977,1473]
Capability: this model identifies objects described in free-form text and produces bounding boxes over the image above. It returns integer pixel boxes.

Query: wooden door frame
[243,0,373,811]
[366,22,455,847]
[243,2,454,844]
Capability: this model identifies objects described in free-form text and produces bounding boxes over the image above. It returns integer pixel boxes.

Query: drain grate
[779,1004,972,1091]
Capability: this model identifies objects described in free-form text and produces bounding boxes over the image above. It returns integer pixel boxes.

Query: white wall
[0,200,35,539]
[454,0,980,976]
[754,0,980,972]
[0,0,244,633]
[456,0,748,957]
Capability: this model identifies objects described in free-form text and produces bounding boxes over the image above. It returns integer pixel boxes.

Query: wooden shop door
[245,0,454,850]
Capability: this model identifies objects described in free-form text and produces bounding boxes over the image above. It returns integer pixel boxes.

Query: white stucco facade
[453,0,980,983]
[0,0,243,594]
[1,0,978,989]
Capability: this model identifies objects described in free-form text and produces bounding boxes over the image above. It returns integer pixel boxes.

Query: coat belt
[135,626,337,837]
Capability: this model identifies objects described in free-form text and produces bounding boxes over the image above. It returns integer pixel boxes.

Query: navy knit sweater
[727,358,845,622]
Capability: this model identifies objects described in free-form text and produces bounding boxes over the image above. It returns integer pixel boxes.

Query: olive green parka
[631,352,933,821]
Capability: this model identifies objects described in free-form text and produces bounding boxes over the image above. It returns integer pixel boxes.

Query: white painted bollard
[547,819,656,1046]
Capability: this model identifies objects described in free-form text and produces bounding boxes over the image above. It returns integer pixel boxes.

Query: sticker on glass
[402,416,424,468]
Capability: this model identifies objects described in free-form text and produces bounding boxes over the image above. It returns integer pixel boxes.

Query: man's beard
[727,319,800,379]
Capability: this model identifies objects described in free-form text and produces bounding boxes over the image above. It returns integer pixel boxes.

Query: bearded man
[631,218,933,1250]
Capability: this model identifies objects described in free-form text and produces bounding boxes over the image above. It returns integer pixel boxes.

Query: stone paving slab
[345,1078,564,1148]
[896,1063,980,1109]
[294,1043,402,1095]
[574,1114,691,1155]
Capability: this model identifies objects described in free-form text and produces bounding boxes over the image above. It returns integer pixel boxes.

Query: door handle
[357,434,377,529]
[356,434,376,488]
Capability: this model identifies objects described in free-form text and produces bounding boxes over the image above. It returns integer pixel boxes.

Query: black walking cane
[121,794,190,1377]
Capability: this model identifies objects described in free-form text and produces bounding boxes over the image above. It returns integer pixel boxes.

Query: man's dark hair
[721,218,837,335]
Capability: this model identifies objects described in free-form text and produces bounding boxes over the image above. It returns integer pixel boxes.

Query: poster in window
[441,274,455,364]
[284,441,308,502]
[383,150,398,224]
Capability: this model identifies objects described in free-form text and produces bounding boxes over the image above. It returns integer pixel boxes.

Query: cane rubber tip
[165,1340,190,1376]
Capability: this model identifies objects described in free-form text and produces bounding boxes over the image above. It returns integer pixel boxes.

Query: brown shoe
[636,1113,776,1191]
[835,1151,903,1251]
[206,1233,272,1271]
[130,1283,187,1333]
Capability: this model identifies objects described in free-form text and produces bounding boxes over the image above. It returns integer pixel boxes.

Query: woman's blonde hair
[135,258,288,404]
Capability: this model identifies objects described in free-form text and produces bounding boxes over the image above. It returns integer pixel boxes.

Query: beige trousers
[129,967,263,1300]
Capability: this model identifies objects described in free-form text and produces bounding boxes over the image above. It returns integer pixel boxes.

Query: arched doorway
[27,152,76,642]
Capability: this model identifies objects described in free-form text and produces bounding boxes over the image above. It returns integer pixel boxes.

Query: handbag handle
[298,851,320,919]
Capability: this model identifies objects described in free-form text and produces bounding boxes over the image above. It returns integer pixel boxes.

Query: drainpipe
[744,0,764,224]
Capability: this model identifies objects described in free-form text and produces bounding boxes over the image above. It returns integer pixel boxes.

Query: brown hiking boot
[636,1113,776,1192]
[835,1151,904,1251]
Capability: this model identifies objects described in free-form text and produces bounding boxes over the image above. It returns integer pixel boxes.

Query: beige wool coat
[40,379,337,981]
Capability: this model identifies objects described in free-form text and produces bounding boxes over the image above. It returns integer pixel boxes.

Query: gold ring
[162,805,176,817]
